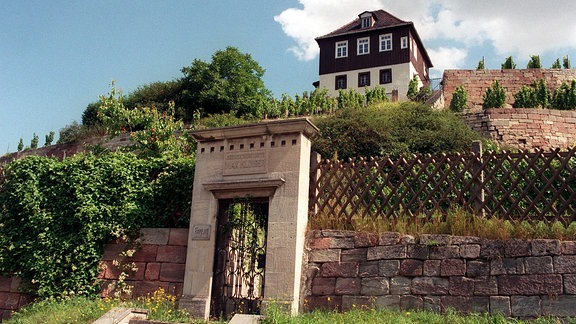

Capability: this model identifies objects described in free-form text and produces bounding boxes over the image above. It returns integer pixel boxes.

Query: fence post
[472,141,485,217]
[309,152,322,215]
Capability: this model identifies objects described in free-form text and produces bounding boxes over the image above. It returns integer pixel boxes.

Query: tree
[563,56,571,69]
[483,80,507,109]
[501,56,516,69]
[44,131,55,146]
[97,83,194,158]
[407,76,419,100]
[534,79,551,108]
[476,57,485,70]
[30,133,39,149]
[450,85,468,112]
[527,55,541,68]
[513,85,536,108]
[180,46,272,118]
[551,58,562,69]
[552,80,576,110]
[17,138,24,151]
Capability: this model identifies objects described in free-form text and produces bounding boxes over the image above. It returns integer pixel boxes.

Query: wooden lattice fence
[309,145,576,225]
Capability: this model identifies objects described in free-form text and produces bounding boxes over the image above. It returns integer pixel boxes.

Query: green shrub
[365,86,389,105]
[551,80,576,110]
[513,85,537,108]
[482,80,507,109]
[337,88,365,109]
[312,102,481,159]
[407,76,419,100]
[449,85,468,112]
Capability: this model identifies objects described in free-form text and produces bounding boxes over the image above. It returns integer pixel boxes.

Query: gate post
[179,118,319,319]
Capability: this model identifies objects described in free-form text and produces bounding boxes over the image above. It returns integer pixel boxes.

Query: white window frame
[361,17,371,28]
[379,33,392,52]
[357,37,370,55]
[335,41,348,58]
[401,36,408,49]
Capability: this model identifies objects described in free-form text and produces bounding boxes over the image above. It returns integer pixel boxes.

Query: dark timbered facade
[315,10,433,99]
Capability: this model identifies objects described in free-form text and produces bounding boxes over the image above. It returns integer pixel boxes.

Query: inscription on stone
[223,150,267,176]
[191,224,211,240]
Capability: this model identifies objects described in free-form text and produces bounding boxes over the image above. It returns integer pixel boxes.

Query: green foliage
[476,57,485,70]
[17,138,24,152]
[513,79,551,108]
[449,85,468,112]
[564,55,571,69]
[0,153,194,298]
[8,288,196,324]
[312,102,481,159]
[513,85,537,108]
[527,55,542,68]
[406,76,419,100]
[30,133,39,149]
[44,131,55,147]
[57,121,103,145]
[263,301,539,324]
[551,58,562,69]
[123,80,185,119]
[180,46,272,118]
[415,86,433,102]
[551,80,576,110]
[364,86,389,105]
[97,83,194,158]
[337,88,364,109]
[482,80,507,109]
[81,102,103,127]
[501,56,516,69]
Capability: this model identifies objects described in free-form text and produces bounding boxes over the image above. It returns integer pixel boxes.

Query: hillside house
[315,10,433,100]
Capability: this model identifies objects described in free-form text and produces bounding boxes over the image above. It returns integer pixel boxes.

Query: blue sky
[3,0,576,153]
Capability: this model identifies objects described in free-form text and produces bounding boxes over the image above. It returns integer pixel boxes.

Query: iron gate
[210,198,268,319]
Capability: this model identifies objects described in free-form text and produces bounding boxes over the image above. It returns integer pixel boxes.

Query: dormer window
[360,12,373,29]
[361,17,372,28]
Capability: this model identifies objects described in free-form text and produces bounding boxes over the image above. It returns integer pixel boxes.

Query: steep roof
[315,9,433,67]
[315,9,410,39]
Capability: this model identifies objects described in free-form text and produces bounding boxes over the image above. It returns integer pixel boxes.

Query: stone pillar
[180,118,319,319]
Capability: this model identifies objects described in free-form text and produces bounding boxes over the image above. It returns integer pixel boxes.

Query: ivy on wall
[0,152,194,298]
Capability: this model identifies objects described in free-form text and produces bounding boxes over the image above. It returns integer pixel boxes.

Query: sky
[3,0,576,154]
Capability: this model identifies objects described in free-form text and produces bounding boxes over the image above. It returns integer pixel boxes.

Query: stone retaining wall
[0,276,33,321]
[459,108,576,150]
[442,69,576,109]
[304,230,576,318]
[99,228,188,298]
[0,228,188,320]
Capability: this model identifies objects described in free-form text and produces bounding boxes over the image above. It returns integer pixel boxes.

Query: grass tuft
[310,207,576,241]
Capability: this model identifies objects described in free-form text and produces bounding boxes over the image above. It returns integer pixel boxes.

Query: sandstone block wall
[0,228,189,320]
[99,228,188,298]
[459,108,576,150]
[304,230,576,318]
[0,276,33,321]
[442,69,576,109]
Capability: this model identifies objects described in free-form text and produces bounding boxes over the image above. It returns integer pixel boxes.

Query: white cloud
[275,0,576,70]
[428,47,468,78]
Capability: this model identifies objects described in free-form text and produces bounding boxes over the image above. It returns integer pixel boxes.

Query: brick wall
[0,276,33,321]
[442,69,576,109]
[99,228,188,298]
[0,228,188,320]
[304,230,576,318]
[459,108,576,150]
